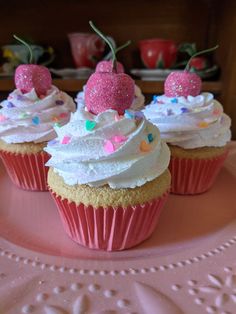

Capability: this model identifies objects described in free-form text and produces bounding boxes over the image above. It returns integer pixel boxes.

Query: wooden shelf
[0,79,222,94]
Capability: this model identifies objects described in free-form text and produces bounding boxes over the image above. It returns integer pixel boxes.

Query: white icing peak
[143,93,231,149]
[0,86,76,143]
[45,107,170,189]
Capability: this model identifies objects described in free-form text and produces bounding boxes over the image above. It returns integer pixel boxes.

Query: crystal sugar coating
[164,71,202,97]
[95,60,124,73]
[85,72,135,115]
[15,64,52,96]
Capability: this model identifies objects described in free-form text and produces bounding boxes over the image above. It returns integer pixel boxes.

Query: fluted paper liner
[0,150,50,191]
[169,150,228,195]
[50,190,169,251]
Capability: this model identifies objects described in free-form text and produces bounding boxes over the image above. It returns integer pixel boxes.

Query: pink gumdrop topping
[15,64,52,96]
[95,60,124,73]
[85,72,135,115]
[164,71,202,97]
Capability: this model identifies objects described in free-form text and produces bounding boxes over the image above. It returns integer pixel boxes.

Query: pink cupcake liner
[50,190,169,251]
[169,150,228,195]
[0,150,50,191]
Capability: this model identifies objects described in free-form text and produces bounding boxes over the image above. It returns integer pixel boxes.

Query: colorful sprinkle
[167,109,174,116]
[19,113,29,119]
[181,107,189,113]
[104,140,115,154]
[85,120,96,131]
[55,100,64,106]
[54,122,62,128]
[17,95,25,101]
[52,116,59,122]
[152,95,158,103]
[111,135,127,143]
[7,102,15,108]
[32,116,40,125]
[147,133,154,143]
[124,110,135,119]
[39,95,45,99]
[140,140,151,152]
[0,114,8,122]
[198,121,209,128]
[153,95,164,104]
[213,108,221,115]
[59,112,68,119]
[135,111,145,119]
[193,107,202,113]
[48,139,58,146]
[171,98,178,103]
[61,135,71,144]
[115,114,123,121]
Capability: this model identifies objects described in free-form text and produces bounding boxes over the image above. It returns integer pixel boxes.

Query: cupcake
[0,40,76,191]
[45,21,171,251]
[143,68,231,194]
[75,61,145,111]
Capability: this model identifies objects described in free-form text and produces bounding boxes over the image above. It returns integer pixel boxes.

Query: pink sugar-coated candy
[59,112,68,119]
[114,114,123,121]
[104,140,115,153]
[95,60,124,73]
[140,140,151,152]
[15,64,52,96]
[111,135,127,143]
[0,114,8,122]
[213,108,221,116]
[85,72,135,115]
[61,135,71,145]
[164,71,202,97]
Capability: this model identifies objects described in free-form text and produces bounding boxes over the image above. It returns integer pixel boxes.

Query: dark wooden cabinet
[0,0,235,137]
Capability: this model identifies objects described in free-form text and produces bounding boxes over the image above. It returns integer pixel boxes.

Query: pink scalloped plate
[0,142,236,314]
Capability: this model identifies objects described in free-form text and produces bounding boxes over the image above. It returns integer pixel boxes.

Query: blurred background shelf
[0,0,235,137]
[0,79,223,94]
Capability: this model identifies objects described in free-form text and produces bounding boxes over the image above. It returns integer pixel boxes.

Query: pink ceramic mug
[68,33,106,68]
[139,39,177,69]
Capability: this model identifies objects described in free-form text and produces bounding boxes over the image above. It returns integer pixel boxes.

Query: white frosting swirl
[0,86,76,143]
[45,108,170,189]
[143,93,231,149]
[75,84,145,111]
